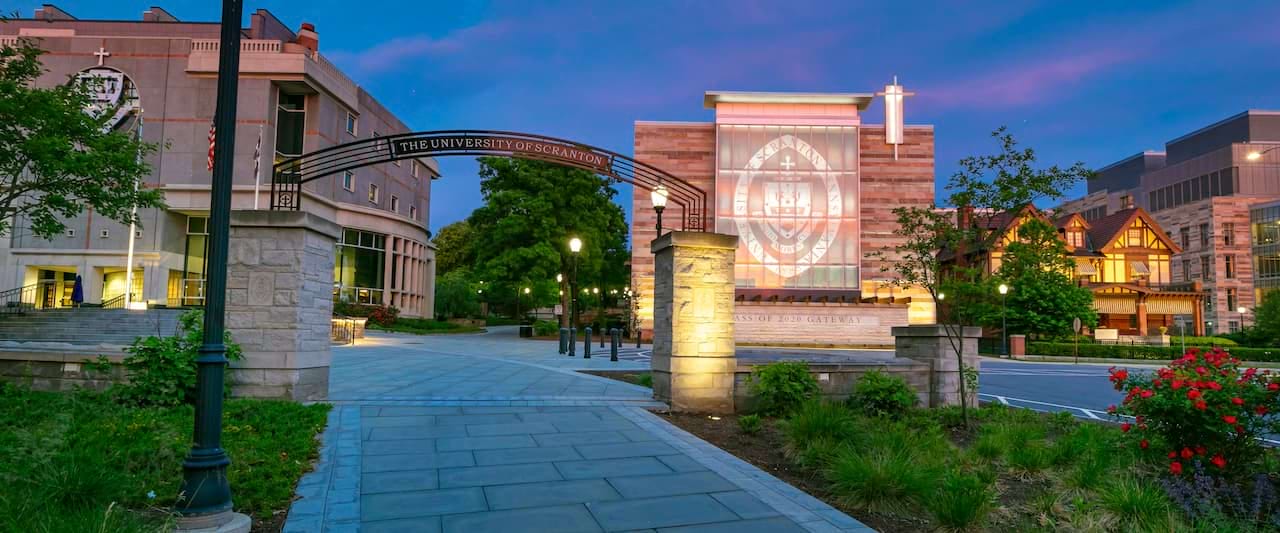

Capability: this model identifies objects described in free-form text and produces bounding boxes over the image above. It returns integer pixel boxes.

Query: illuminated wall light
[877,76,914,160]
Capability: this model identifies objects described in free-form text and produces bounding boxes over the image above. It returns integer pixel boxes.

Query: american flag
[252,125,263,179]
[207,123,216,171]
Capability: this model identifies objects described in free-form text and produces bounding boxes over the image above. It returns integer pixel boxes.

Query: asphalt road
[978,358,1134,420]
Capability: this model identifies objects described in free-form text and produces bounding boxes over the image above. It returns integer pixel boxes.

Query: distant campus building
[632,90,936,345]
[1057,110,1280,334]
[0,5,437,317]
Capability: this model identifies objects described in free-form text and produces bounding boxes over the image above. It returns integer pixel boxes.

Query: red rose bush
[1108,347,1279,477]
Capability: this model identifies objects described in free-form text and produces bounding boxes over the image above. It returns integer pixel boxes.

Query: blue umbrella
[71,275,84,306]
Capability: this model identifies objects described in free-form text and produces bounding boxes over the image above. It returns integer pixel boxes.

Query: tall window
[409,205,417,220]
[1225,254,1236,279]
[334,229,386,304]
[1226,288,1237,311]
[342,170,354,192]
[274,92,305,161]
[1201,255,1213,280]
[345,112,357,136]
[182,216,209,306]
[368,183,379,204]
[1200,223,1210,248]
[1223,223,1234,246]
[1066,229,1084,248]
[1180,227,1189,249]
[390,195,400,213]
[1182,259,1191,282]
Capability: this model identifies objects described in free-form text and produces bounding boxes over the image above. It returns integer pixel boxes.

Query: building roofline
[4,17,221,25]
[1166,109,1280,146]
[703,91,874,109]
[1095,150,1165,174]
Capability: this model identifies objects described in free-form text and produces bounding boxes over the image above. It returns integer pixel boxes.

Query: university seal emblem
[733,135,841,279]
[75,67,140,132]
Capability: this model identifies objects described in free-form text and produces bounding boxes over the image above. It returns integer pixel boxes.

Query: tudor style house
[948,201,1205,338]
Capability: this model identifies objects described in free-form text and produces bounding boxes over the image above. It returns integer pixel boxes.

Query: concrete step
[0,309,191,346]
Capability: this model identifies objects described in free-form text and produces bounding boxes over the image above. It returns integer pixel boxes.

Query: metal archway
[270,130,707,231]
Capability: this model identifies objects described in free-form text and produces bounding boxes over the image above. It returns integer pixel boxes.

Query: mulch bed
[655,411,927,533]
[580,370,649,386]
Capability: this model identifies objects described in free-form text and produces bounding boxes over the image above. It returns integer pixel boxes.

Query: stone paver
[284,328,873,532]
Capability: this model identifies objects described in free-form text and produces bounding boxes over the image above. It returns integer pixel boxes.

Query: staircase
[0,308,186,347]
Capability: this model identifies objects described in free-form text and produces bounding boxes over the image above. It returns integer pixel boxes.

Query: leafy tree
[0,37,162,238]
[1243,294,1280,347]
[434,268,478,319]
[431,220,476,277]
[996,218,1097,338]
[875,127,1092,426]
[467,157,628,325]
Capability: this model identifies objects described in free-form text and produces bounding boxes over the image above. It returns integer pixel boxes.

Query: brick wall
[734,302,907,346]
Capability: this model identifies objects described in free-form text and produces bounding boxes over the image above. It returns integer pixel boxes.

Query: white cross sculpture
[780,155,796,170]
[94,47,110,66]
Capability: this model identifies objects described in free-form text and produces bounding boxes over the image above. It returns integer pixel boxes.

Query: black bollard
[610,328,619,361]
[584,327,592,358]
[559,328,568,354]
[600,325,606,348]
[636,327,641,348]
[569,328,577,357]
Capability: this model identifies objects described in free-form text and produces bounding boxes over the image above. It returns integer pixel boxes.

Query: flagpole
[253,124,262,209]
[124,111,143,310]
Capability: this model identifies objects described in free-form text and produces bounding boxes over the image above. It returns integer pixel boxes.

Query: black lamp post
[998,283,1009,357]
[651,185,669,236]
[179,0,241,526]
[569,237,582,327]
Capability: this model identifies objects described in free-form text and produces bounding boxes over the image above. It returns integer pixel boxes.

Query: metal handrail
[102,294,126,309]
[331,313,357,345]
[0,281,48,315]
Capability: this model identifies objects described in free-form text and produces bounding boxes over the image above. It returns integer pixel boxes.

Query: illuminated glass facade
[334,228,386,304]
[714,125,860,290]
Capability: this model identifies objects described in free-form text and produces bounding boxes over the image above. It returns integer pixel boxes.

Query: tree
[1243,294,1280,347]
[875,127,1092,426]
[0,37,162,238]
[432,220,476,277]
[467,157,629,325]
[434,268,479,319]
[996,218,1097,338]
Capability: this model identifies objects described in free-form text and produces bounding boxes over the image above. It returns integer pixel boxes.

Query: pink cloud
[327,21,514,75]
[925,48,1140,109]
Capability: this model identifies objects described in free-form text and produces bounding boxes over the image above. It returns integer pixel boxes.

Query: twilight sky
[29,1,1280,235]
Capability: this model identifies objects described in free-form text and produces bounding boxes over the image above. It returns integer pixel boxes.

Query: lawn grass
[0,384,331,532]
[369,317,485,335]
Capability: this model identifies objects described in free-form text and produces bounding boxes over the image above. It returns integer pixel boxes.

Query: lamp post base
[175,511,251,533]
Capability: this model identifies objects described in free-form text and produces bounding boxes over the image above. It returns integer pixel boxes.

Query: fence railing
[0,282,47,315]
[102,294,126,309]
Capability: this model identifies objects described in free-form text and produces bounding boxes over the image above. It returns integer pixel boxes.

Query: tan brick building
[0,5,438,317]
[632,91,935,346]
[1057,111,1280,334]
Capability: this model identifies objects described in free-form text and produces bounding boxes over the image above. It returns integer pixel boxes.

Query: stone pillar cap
[891,324,982,338]
[651,231,738,254]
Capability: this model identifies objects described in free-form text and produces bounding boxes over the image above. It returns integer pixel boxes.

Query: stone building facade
[1056,111,1280,334]
[0,5,437,317]
[632,91,935,346]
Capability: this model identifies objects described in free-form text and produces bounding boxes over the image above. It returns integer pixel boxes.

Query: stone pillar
[892,324,981,408]
[650,231,738,414]
[1009,334,1026,359]
[225,211,340,401]
[1136,297,1149,336]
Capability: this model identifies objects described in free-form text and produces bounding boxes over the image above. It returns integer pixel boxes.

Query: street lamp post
[178,0,243,528]
[569,237,582,327]
[1237,305,1248,333]
[651,185,669,237]
[998,283,1009,357]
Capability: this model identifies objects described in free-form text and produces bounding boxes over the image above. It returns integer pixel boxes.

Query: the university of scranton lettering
[390,135,611,171]
[75,67,140,132]
[734,135,842,278]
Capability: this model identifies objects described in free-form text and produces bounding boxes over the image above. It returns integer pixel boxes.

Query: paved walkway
[284,328,872,532]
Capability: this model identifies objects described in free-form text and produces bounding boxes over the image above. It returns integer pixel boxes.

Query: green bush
[738,414,762,435]
[925,470,996,531]
[115,310,243,407]
[782,401,857,463]
[636,373,653,388]
[746,361,820,416]
[826,448,932,514]
[1101,477,1174,531]
[1026,342,1280,362]
[848,370,917,417]
[533,320,560,337]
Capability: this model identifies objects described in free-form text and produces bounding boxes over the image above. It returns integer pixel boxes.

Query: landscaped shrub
[738,414,762,435]
[636,373,653,388]
[1109,347,1280,477]
[1027,341,1280,362]
[114,310,243,407]
[366,305,399,327]
[925,469,996,531]
[826,448,933,514]
[746,361,820,416]
[533,320,559,337]
[1101,477,1175,531]
[781,401,856,463]
[1161,463,1280,528]
[847,370,917,417]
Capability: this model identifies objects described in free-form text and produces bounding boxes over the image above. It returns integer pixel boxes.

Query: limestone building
[631,90,936,346]
[0,5,436,317]
[1057,110,1280,334]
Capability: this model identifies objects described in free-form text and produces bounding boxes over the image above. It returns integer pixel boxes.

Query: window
[1182,260,1191,282]
[409,205,417,220]
[1225,254,1235,279]
[1067,230,1083,248]
[411,161,419,178]
[345,112,357,136]
[341,170,354,192]
[1226,288,1237,311]
[1180,227,1190,249]
[1200,223,1210,247]
[1228,320,1240,333]
[183,216,209,306]
[334,229,387,305]
[274,92,305,160]
[1127,228,1143,247]
[65,229,76,238]
[1201,255,1213,280]
[390,195,400,213]
[368,183,379,204]
[1223,223,1234,246]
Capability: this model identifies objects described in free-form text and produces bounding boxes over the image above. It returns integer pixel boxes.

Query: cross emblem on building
[780,155,796,170]
[94,47,110,66]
